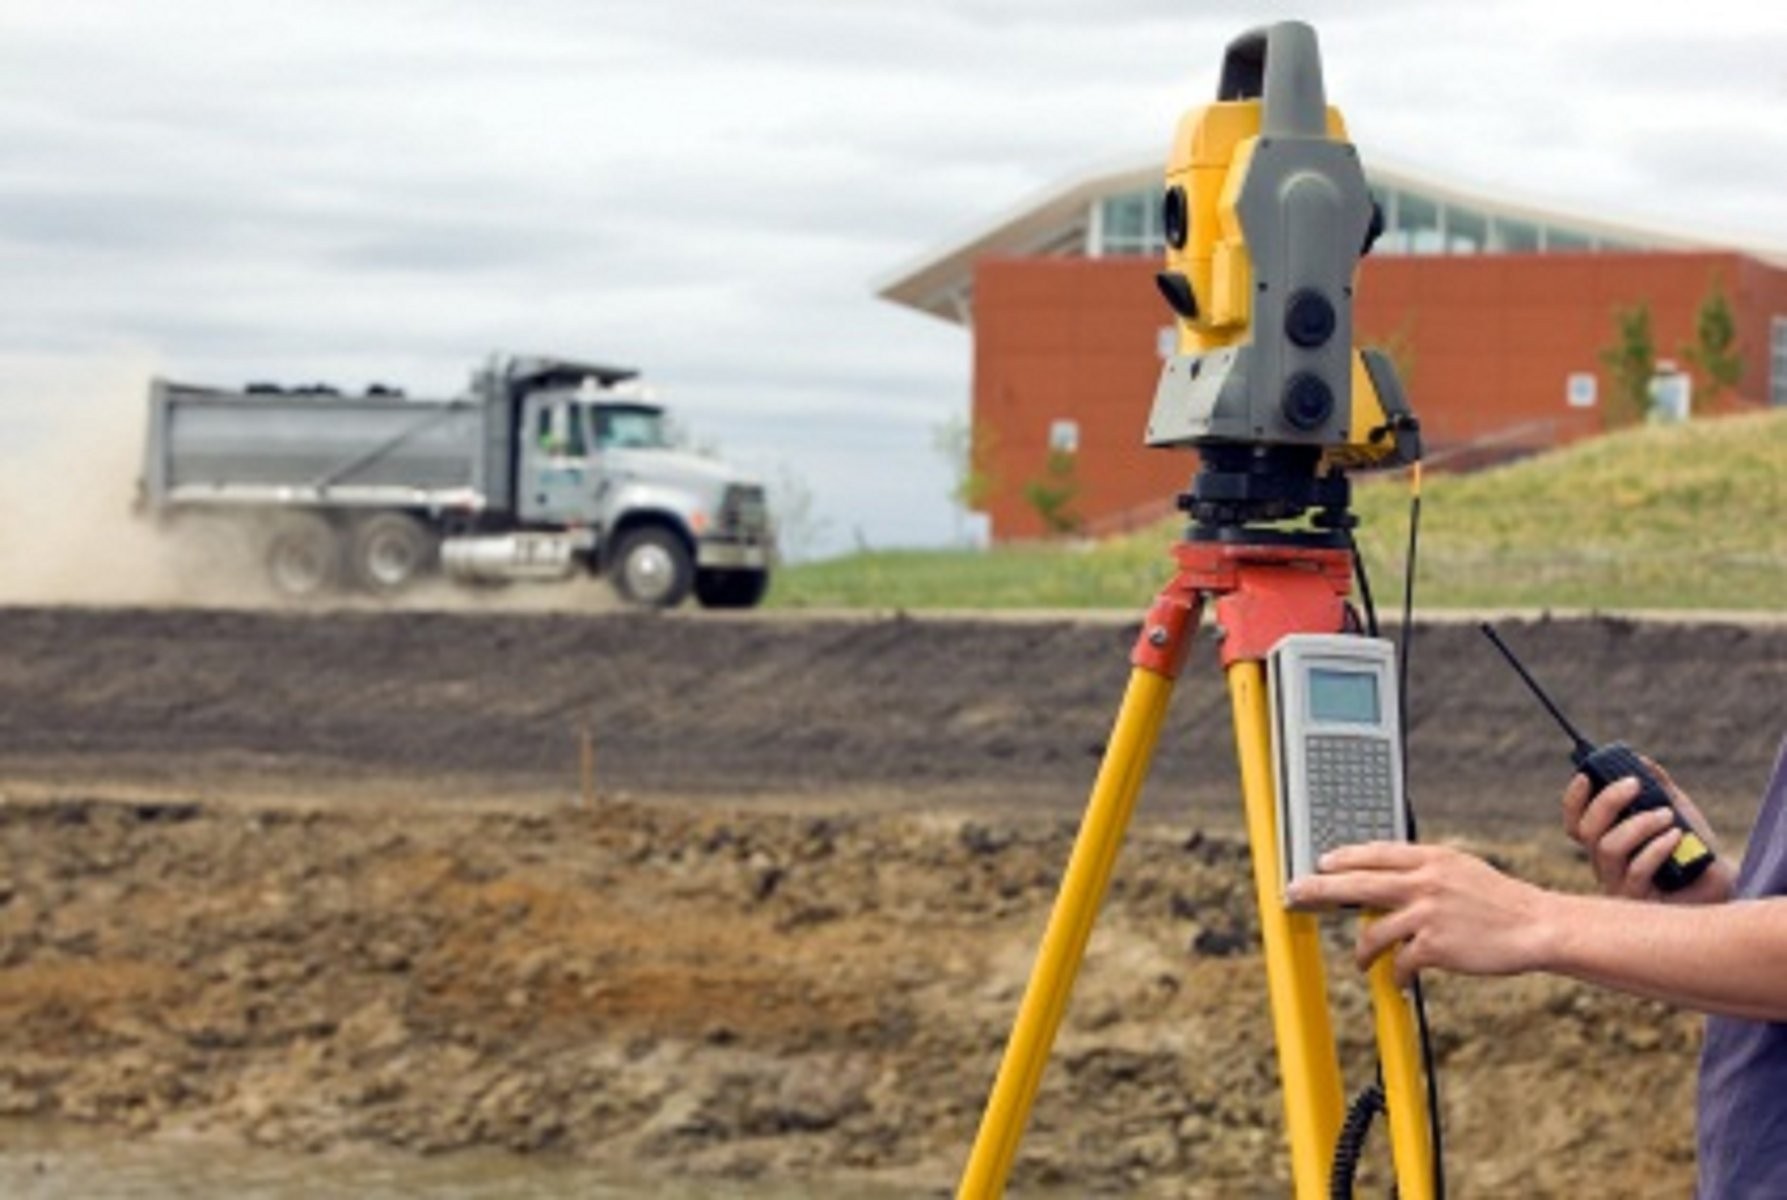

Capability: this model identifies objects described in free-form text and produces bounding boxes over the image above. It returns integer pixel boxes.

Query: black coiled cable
[1330,1080,1387,1199]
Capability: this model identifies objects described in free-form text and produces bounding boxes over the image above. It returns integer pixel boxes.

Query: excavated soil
[0,606,1783,1195]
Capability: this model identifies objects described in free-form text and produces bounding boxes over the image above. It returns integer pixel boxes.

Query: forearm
[1538,892,1787,1022]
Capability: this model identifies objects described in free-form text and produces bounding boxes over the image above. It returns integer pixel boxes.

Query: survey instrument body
[1146,24,1419,533]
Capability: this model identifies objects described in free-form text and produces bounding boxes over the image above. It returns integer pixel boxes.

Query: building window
[1447,205,1487,254]
[1547,227,1591,252]
[1772,317,1787,407]
[1396,191,1444,255]
[1489,217,1540,253]
[1049,419,1081,453]
[1096,188,1164,256]
[1375,188,1406,254]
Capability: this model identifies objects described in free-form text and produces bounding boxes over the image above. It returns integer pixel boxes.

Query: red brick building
[880,160,1787,541]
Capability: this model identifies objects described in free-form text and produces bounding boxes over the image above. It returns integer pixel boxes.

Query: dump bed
[140,381,503,514]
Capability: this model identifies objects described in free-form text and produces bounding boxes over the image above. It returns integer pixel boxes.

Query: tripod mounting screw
[1147,625,1171,648]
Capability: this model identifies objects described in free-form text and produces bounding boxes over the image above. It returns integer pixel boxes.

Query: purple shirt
[1696,738,1787,1198]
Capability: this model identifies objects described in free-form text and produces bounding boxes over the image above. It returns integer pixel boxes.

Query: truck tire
[348,513,436,595]
[265,513,343,598]
[611,526,693,608]
[694,568,769,609]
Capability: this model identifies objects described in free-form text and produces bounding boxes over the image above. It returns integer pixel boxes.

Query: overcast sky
[4,0,1785,559]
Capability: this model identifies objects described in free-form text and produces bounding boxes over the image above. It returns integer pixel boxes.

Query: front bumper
[697,538,774,571]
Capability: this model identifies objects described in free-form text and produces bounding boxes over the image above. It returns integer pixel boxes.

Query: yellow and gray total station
[956,21,1441,1200]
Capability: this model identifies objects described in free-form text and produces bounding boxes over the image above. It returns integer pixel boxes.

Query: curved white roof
[877,153,1787,326]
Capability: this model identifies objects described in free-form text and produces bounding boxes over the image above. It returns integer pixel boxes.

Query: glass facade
[1090,179,1664,260]
[1772,316,1787,407]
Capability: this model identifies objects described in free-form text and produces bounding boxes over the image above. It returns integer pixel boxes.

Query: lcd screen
[1308,668,1380,724]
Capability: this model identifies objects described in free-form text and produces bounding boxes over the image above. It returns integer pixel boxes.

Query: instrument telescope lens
[1285,289,1336,348]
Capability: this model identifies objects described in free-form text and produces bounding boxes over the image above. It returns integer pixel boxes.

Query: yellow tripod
[957,535,1434,1198]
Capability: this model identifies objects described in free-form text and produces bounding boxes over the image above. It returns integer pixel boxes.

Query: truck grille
[718,484,770,539]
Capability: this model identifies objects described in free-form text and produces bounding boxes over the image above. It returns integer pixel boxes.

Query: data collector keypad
[1304,734,1398,855]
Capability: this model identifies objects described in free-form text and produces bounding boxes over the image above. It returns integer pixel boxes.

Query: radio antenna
[1478,623,1595,759]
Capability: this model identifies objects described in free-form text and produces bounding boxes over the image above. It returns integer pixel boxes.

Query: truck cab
[510,372,774,607]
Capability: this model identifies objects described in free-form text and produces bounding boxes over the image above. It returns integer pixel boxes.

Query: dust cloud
[0,350,259,607]
[0,352,621,613]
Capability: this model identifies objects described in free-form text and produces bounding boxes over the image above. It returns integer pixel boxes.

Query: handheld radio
[1478,623,1714,893]
[1269,634,1409,899]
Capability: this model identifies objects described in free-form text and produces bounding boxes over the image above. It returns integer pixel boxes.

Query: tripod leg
[1228,661,1344,1199]
[1367,934,1436,1199]
[956,667,1176,1200]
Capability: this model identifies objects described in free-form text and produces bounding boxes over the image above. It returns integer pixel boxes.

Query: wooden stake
[578,724,597,808]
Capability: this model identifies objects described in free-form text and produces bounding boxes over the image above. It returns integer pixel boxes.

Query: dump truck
[136,355,775,608]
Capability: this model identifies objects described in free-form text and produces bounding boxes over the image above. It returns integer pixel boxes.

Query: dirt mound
[0,794,1701,1196]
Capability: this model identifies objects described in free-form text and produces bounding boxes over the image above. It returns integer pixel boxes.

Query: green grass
[768,410,1787,612]
[765,540,1175,610]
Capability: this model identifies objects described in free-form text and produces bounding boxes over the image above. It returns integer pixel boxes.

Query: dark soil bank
[0,607,1781,836]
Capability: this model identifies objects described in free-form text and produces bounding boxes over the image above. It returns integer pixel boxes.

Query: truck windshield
[591,405,670,450]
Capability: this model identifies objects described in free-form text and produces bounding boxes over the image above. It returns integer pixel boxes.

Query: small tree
[1022,448,1082,536]
[1682,279,1743,408]
[932,413,1000,543]
[1371,315,1419,391]
[1600,301,1656,427]
[933,414,998,508]
[768,463,830,562]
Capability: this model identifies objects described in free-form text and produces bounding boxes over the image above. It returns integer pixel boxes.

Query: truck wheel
[611,526,693,608]
[265,514,343,598]
[349,513,436,595]
[694,568,769,609]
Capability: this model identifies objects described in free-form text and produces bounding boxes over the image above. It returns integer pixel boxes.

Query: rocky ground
[0,791,1708,1197]
[0,606,1780,1195]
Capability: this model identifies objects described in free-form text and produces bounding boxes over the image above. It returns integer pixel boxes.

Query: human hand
[1284,842,1556,988]
[1561,759,1735,904]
